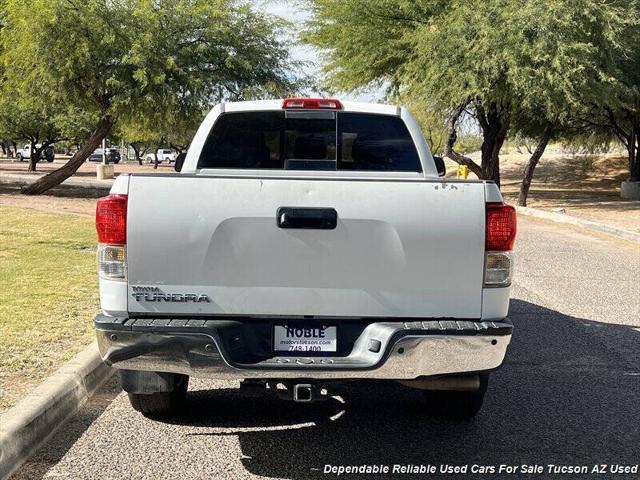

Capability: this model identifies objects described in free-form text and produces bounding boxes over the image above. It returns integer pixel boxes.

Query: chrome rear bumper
[95,316,512,380]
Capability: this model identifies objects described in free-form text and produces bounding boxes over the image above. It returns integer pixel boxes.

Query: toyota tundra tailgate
[125,174,486,319]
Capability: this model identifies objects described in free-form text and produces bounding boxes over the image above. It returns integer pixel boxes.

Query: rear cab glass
[198,110,421,172]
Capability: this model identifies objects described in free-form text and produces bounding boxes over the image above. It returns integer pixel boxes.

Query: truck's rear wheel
[128,374,189,417]
[423,373,489,420]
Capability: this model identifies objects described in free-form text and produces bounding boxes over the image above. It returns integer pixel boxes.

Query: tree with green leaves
[1,0,299,194]
[576,33,640,184]
[0,106,61,171]
[116,102,206,167]
[513,0,638,204]
[305,0,636,189]
[0,85,96,170]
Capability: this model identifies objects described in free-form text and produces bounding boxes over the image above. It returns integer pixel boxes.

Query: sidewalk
[501,187,640,235]
[516,205,640,243]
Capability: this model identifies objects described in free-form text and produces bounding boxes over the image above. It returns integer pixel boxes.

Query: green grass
[0,206,99,412]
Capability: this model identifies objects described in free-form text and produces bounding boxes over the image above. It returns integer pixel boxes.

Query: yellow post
[457,165,469,179]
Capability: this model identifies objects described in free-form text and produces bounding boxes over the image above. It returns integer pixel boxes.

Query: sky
[257,1,382,102]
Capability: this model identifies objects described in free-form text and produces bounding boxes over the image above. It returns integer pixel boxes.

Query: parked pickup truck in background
[145,148,177,164]
[16,143,54,162]
[94,98,517,419]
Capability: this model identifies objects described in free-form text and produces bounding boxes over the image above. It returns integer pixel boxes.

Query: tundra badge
[131,286,211,303]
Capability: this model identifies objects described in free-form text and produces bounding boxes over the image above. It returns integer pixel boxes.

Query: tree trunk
[517,123,554,207]
[131,144,142,165]
[28,141,39,172]
[21,115,115,195]
[442,104,483,178]
[629,123,639,182]
[1,142,6,157]
[153,138,164,170]
[476,103,510,187]
[11,141,17,158]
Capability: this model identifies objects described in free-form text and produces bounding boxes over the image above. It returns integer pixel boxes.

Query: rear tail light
[96,194,127,244]
[485,202,517,251]
[282,98,342,110]
[96,194,127,281]
[485,202,517,287]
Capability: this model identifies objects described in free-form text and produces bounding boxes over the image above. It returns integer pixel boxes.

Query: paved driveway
[14,217,640,479]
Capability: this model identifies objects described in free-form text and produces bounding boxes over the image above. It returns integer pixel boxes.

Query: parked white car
[94,98,517,419]
[145,149,177,163]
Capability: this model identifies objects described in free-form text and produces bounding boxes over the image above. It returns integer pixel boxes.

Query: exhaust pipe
[293,384,313,402]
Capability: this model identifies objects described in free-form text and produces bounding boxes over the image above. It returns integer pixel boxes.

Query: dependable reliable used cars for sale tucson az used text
[93,98,517,419]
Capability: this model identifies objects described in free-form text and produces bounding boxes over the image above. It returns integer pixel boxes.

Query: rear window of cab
[198,111,421,172]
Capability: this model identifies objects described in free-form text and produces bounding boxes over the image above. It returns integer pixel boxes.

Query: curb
[516,206,640,243]
[0,342,113,480]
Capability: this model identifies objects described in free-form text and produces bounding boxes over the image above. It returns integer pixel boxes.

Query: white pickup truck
[16,143,55,162]
[94,98,516,419]
[145,148,177,164]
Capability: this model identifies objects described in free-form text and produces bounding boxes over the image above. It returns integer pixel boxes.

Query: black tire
[423,373,489,420]
[17,153,23,162]
[128,374,189,417]
[46,157,54,163]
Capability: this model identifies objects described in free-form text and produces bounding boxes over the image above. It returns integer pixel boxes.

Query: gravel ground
[498,152,638,233]
[12,216,640,480]
[442,152,640,233]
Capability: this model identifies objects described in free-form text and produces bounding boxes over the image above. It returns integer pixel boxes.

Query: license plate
[273,325,337,353]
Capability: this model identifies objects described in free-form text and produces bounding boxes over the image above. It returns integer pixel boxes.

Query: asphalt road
[13,216,640,480]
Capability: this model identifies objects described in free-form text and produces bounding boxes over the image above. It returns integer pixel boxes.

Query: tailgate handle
[277,207,337,230]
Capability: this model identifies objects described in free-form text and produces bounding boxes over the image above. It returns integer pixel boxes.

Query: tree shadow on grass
[0,182,107,200]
